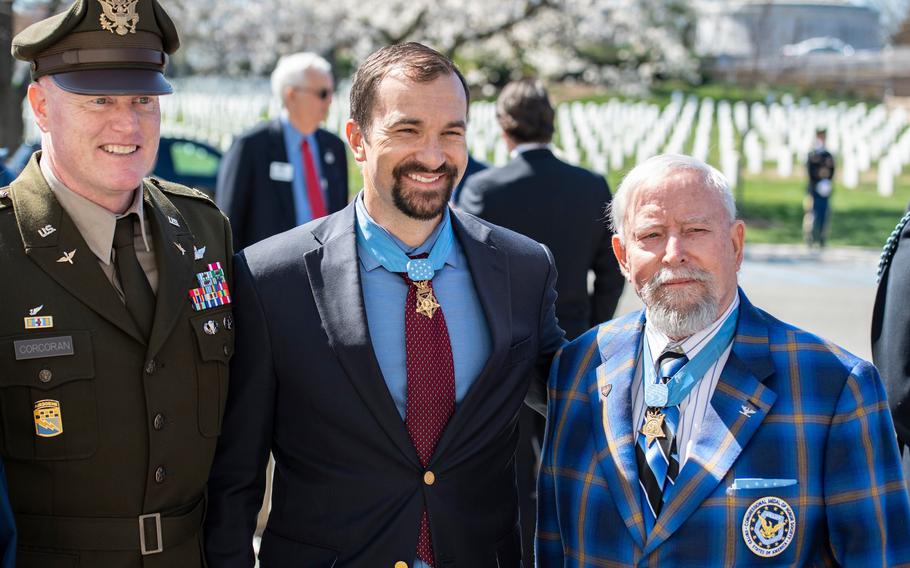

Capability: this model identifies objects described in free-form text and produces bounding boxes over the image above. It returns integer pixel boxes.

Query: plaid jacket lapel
[592,311,648,550]
[645,291,778,554]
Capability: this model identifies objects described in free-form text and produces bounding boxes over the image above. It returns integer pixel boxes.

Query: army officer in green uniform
[2,0,234,565]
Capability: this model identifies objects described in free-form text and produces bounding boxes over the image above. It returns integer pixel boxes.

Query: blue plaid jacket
[538,290,910,567]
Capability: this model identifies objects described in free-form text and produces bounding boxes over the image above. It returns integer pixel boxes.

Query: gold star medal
[640,409,666,446]
[413,280,440,319]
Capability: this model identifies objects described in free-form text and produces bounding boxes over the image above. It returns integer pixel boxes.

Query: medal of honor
[413,280,440,319]
[640,409,666,446]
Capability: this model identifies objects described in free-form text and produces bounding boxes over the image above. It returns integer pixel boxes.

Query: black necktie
[113,216,155,338]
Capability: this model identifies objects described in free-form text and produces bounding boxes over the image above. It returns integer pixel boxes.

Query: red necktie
[401,271,455,567]
[301,138,328,219]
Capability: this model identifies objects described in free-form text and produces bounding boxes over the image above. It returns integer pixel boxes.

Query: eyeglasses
[296,87,333,100]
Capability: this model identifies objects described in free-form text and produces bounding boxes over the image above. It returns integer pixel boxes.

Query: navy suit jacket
[457,148,623,339]
[216,120,348,250]
[204,203,565,567]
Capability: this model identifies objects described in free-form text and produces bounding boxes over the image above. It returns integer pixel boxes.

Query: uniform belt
[15,497,204,555]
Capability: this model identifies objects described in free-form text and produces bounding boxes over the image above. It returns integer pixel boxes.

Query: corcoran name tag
[269,161,294,182]
[14,336,75,360]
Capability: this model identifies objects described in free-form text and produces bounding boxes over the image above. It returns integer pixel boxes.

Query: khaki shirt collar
[40,155,151,265]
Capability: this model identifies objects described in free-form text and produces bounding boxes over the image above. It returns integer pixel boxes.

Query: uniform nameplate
[14,336,75,360]
[269,161,294,182]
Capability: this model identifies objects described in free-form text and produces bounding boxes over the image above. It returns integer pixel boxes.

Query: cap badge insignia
[34,399,63,437]
[98,0,140,36]
[742,496,796,557]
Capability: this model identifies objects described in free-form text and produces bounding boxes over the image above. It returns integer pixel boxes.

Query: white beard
[639,267,718,339]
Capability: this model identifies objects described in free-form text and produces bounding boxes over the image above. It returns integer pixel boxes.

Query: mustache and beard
[639,266,719,339]
[391,160,459,220]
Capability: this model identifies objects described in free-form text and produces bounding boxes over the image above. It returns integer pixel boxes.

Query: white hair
[610,154,737,242]
[270,52,333,105]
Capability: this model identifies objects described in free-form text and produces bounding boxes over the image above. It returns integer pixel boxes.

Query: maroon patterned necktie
[400,269,455,568]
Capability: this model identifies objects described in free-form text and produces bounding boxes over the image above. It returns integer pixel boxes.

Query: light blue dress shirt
[280,116,326,225]
[355,194,492,420]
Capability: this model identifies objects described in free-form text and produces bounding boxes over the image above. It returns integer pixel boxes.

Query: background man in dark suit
[216,52,349,250]
[872,207,910,486]
[456,79,624,562]
[204,43,564,567]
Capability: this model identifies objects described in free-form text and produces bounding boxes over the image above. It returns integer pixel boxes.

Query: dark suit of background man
[457,78,624,563]
[3,0,234,565]
[872,207,910,486]
[205,42,564,567]
[216,52,348,250]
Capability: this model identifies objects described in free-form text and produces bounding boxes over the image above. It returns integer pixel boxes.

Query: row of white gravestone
[18,75,910,194]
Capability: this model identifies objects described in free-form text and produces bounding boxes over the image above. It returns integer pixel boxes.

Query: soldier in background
[3,0,233,565]
[804,128,836,247]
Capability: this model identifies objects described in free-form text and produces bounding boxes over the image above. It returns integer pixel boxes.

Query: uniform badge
[203,320,219,335]
[167,215,180,227]
[742,496,796,557]
[188,262,232,312]
[24,316,54,330]
[38,224,56,238]
[174,242,186,255]
[34,399,63,438]
[98,0,139,36]
[194,245,206,260]
[56,250,76,264]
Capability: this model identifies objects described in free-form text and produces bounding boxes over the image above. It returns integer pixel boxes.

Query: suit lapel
[429,210,511,460]
[144,182,196,357]
[305,205,420,468]
[645,293,777,554]
[11,157,145,343]
[590,312,648,550]
[269,120,296,228]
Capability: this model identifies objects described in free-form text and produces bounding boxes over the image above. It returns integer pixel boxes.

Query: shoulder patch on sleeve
[147,177,217,206]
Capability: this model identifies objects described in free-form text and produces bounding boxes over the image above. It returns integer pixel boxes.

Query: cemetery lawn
[732,172,910,248]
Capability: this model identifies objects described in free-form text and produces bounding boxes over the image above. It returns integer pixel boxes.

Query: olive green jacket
[0,155,234,567]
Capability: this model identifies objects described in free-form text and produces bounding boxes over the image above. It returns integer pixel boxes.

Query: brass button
[394,562,408,568]
[153,413,165,431]
[38,369,52,383]
[145,359,157,375]
[423,471,435,486]
[154,466,166,483]
[223,315,234,330]
[222,344,230,356]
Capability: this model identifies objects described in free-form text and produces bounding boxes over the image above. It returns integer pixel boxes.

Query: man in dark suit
[216,52,348,250]
[872,207,910,486]
[457,79,624,563]
[204,43,564,567]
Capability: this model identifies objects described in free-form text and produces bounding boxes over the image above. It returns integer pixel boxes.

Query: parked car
[2,137,222,196]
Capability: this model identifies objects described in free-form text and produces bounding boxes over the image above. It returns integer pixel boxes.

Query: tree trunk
[0,0,22,153]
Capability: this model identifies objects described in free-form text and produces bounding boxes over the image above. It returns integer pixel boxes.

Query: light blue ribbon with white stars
[354,195,454,281]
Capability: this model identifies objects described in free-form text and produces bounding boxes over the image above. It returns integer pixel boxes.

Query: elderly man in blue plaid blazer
[537,154,910,567]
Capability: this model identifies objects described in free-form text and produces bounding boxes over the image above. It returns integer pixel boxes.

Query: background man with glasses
[217,52,349,250]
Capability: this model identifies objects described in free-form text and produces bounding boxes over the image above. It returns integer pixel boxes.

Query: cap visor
[52,69,173,95]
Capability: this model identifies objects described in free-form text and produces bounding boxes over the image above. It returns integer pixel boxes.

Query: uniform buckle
[138,512,163,555]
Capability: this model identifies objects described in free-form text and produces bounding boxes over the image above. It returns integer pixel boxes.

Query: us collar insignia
[742,496,796,557]
[98,0,139,36]
[38,224,56,238]
[34,399,63,437]
[188,262,231,312]
[167,215,180,227]
[56,250,76,264]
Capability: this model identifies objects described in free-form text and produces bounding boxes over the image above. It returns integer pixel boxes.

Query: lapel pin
[174,242,186,255]
[167,215,180,227]
[38,224,56,238]
[324,150,335,165]
[740,404,757,417]
[194,245,206,260]
[56,250,76,264]
[600,384,613,399]
[28,305,44,316]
